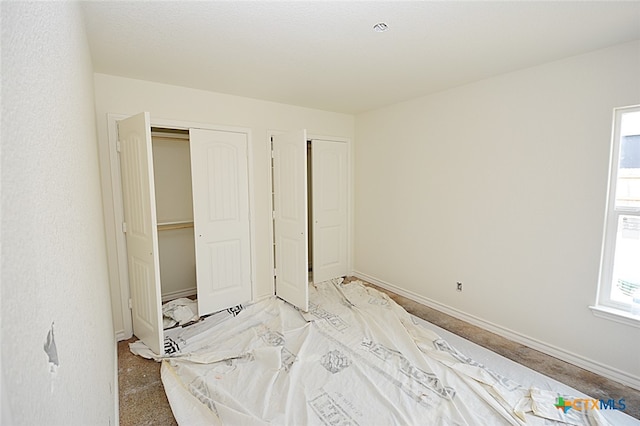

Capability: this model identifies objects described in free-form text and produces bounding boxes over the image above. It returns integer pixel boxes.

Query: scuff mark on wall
[44,322,59,373]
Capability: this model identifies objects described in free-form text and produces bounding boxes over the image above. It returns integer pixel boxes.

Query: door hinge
[116,140,122,153]
[128,298,132,309]
[271,150,275,159]
[273,268,277,277]
[122,222,127,233]
[272,211,276,219]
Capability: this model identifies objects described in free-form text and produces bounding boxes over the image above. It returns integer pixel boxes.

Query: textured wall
[1,2,116,424]
[355,41,640,385]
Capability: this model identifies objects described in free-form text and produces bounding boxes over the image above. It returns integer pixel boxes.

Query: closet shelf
[157,220,194,231]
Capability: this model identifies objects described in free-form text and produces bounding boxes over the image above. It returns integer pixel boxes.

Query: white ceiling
[82,1,640,114]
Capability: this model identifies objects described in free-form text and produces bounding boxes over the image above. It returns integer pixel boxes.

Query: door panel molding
[272,129,309,311]
[311,139,349,283]
[191,128,252,316]
[106,113,256,341]
[117,112,163,355]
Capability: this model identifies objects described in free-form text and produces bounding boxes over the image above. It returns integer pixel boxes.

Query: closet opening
[150,127,197,305]
[270,130,349,312]
[307,140,314,278]
[117,112,254,355]
[149,127,199,334]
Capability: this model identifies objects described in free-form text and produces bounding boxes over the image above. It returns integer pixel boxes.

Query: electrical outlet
[456,281,463,292]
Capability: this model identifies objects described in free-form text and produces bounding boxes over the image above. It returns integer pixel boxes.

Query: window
[595,105,640,323]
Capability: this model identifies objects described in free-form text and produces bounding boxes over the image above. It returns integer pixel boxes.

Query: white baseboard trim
[352,270,640,391]
[161,287,197,302]
[115,329,130,342]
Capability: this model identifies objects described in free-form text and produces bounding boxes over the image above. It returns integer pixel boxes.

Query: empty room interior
[2,1,640,425]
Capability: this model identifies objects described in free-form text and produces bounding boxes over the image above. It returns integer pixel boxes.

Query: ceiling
[81,1,640,115]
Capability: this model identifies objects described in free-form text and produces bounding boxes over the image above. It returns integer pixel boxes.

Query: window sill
[589,305,640,329]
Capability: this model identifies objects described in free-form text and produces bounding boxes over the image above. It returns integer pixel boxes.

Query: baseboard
[115,329,128,342]
[352,270,640,391]
[161,287,197,302]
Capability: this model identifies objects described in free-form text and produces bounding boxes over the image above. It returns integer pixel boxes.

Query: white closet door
[272,130,309,311]
[312,139,349,283]
[118,112,164,356]
[190,129,252,316]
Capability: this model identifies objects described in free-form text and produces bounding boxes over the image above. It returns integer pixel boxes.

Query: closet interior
[307,140,314,278]
[150,127,197,302]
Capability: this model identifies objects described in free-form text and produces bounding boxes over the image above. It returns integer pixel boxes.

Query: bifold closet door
[190,129,252,316]
[312,139,349,283]
[118,112,164,356]
[272,130,309,311]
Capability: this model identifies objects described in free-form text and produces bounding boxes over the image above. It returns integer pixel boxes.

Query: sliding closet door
[190,129,252,316]
[312,139,349,283]
[272,130,309,311]
[118,112,164,356]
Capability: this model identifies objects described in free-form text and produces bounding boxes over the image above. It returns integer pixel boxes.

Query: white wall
[93,74,355,337]
[1,3,116,425]
[355,41,640,387]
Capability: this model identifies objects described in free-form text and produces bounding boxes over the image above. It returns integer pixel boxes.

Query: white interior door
[272,130,309,311]
[312,139,349,283]
[190,129,252,316]
[118,112,164,355]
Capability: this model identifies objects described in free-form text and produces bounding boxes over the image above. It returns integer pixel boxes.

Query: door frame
[267,130,353,295]
[106,113,257,340]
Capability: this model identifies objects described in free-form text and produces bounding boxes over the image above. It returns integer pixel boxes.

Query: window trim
[594,105,640,322]
[589,305,640,329]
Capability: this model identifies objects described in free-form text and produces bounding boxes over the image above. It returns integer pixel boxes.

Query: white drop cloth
[130,280,636,425]
[162,297,199,329]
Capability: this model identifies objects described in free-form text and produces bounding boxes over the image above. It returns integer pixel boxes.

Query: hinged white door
[272,130,309,311]
[190,129,252,316]
[117,112,164,355]
[312,139,349,283]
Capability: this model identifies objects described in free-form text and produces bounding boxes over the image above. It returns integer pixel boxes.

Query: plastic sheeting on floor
[162,297,199,329]
[131,280,632,425]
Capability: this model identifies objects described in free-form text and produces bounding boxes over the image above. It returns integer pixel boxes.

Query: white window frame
[591,105,640,328]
